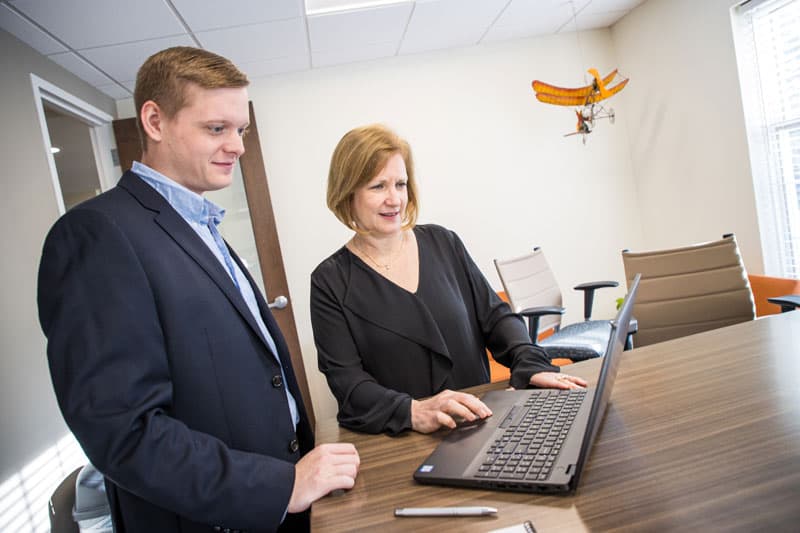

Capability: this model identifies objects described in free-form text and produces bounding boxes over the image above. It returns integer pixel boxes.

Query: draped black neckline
[341,227,454,391]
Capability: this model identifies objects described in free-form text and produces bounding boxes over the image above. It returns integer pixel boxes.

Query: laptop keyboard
[474,389,586,481]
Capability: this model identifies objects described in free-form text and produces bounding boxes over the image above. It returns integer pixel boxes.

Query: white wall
[96,0,770,425]
[612,0,764,273]
[0,29,114,482]
[245,31,643,421]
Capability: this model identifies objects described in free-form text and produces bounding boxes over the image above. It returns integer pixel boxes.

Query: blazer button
[289,438,299,453]
[272,375,283,388]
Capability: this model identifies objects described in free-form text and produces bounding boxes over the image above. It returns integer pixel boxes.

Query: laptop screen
[570,273,640,490]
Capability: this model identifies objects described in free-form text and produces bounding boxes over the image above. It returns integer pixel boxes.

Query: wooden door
[112,103,315,428]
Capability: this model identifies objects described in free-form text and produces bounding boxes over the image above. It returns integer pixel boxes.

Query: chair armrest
[519,306,566,318]
[573,281,619,320]
[519,306,565,343]
[767,295,800,313]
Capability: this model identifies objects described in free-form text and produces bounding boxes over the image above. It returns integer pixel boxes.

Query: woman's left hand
[529,372,588,390]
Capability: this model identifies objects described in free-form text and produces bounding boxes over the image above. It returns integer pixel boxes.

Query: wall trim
[30,74,115,214]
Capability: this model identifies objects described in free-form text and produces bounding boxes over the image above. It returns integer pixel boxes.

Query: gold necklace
[353,233,406,272]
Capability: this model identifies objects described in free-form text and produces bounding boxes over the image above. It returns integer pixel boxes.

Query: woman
[310,124,586,435]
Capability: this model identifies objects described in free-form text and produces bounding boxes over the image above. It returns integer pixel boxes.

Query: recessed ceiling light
[50,147,61,154]
[305,0,411,16]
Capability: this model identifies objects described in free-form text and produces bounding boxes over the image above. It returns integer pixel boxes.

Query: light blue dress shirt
[131,161,299,427]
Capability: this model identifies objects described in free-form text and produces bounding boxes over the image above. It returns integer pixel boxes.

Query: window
[733,0,800,277]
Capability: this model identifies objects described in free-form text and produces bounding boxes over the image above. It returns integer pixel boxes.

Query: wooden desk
[312,312,800,532]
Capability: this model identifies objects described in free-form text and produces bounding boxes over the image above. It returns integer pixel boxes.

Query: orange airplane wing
[595,77,628,101]
[533,76,628,106]
[532,69,619,98]
[535,92,588,106]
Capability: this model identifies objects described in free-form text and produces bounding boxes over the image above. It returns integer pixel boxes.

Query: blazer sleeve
[310,266,412,435]
[37,209,294,532]
[448,229,558,389]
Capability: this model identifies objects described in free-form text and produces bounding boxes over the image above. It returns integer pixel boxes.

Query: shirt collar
[131,161,225,226]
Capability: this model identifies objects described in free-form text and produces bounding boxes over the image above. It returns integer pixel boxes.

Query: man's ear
[140,100,165,144]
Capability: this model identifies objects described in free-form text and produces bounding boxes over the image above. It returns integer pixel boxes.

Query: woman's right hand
[411,389,492,433]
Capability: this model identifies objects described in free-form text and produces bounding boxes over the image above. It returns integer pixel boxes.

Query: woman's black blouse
[310,224,556,434]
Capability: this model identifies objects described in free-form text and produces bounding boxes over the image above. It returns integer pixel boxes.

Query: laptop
[413,274,640,494]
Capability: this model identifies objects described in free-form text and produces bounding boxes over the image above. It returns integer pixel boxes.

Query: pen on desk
[394,506,498,517]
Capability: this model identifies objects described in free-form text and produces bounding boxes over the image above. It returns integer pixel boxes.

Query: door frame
[238,102,315,427]
[30,73,116,215]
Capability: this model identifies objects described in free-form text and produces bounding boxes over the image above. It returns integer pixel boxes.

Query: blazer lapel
[118,172,270,353]
[229,248,291,362]
[230,249,310,420]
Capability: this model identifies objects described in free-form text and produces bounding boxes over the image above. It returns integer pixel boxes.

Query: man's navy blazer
[38,171,314,532]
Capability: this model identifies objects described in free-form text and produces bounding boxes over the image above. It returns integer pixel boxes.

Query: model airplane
[532,68,628,143]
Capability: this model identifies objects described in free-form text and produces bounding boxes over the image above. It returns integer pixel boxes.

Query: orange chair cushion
[748,274,800,317]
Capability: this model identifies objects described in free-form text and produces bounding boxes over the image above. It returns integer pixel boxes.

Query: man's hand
[287,443,360,513]
[411,389,492,433]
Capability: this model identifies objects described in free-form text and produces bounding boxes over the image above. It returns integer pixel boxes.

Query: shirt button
[289,438,299,453]
[272,375,283,388]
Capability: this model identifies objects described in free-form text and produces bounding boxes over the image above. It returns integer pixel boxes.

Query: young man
[38,47,358,532]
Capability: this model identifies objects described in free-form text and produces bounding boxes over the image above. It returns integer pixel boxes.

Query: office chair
[767,294,800,312]
[49,467,81,533]
[748,274,800,315]
[621,234,757,347]
[494,248,632,362]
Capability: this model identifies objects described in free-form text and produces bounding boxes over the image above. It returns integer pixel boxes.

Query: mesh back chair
[621,234,756,347]
[494,248,627,362]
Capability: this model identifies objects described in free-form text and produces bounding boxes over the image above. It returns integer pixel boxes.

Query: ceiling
[0,0,645,101]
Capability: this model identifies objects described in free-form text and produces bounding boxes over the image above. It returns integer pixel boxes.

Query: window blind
[733,0,800,277]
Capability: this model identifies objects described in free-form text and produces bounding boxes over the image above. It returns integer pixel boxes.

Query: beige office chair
[621,234,756,347]
[495,247,630,362]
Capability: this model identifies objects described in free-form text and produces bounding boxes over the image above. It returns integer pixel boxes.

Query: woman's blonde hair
[327,124,419,232]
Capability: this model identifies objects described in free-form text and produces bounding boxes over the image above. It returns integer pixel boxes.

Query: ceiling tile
[308,2,412,51]
[172,0,303,32]
[46,51,114,86]
[567,10,630,31]
[400,0,507,55]
[583,0,646,13]
[312,41,398,68]
[95,83,133,99]
[0,3,66,55]
[196,18,307,65]
[483,0,589,43]
[80,34,196,82]
[10,0,185,49]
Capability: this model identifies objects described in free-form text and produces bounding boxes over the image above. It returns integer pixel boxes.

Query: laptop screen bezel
[568,274,640,491]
